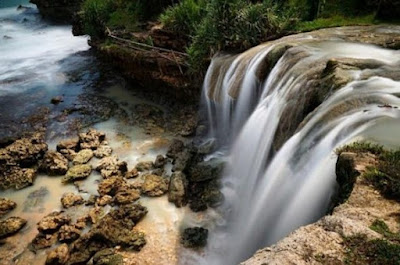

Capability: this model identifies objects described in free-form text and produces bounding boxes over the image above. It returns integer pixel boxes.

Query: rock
[180,116,197,137]
[61,193,84,208]
[154,155,166,168]
[195,125,207,137]
[93,145,113,158]
[168,171,188,207]
[79,129,106,150]
[31,232,58,250]
[46,243,70,265]
[40,151,69,175]
[75,216,89,230]
[181,227,208,248]
[189,179,223,211]
[114,186,140,205]
[37,211,71,234]
[98,176,126,196]
[135,161,154,172]
[72,149,93,165]
[58,225,81,243]
[188,158,224,182]
[88,207,104,224]
[197,138,217,155]
[96,156,127,179]
[57,138,79,161]
[172,149,193,172]
[141,174,169,197]
[23,186,49,212]
[0,167,37,190]
[30,0,83,22]
[51,96,63,105]
[0,197,16,217]
[0,217,27,238]
[151,168,164,176]
[92,249,123,265]
[85,195,98,206]
[166,139,184,159]
[63,164,92,183]
[376,0,400,21]
[125,168,139,179]
[189,200,207,212]
[97,195,113,207]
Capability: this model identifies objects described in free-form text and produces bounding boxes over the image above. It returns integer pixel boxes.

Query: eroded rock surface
[0,216,27,238]
[40,151,69,175]
[96,156,127,179]
[141,174,169,197]
[61,193,84,208]
[0,197,16,217]
[63,164,92,183]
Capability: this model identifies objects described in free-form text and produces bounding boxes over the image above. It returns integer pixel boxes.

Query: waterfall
[200,28,400,264]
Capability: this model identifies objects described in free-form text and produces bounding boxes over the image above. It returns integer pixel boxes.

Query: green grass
[336,141,384,156]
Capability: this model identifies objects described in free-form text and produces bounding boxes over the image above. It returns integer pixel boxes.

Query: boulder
[37,211,71,234]
[188,158,224,182]
[97,195,113,207]
[61,193,84,208]
[125,168,139,179]
[166,139,184,159]
[92,249,123,265]
[50,96,63,105]
[0,197,16,217]
[135,161,154,172]
[0,166,37,190]
[96,156,127,179]
[46,243,70,265]
[154,155,166,168]
[63,164,92,183]
[181,227,208,248]
[30,0,83,22]
[57,138,79,161]
[98,176,126,196]
[31,232,58,250]
[58,225,81,243]
[141,174,169,197]
[93,145,113,158]
[0,217,27,238]
[168,171,188,207]
[40,151,68,175]
[79,129,106,150]
[114,186,140,205]
[72,149,93,165]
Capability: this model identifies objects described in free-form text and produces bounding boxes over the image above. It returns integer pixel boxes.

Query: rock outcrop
[30,0,83,22]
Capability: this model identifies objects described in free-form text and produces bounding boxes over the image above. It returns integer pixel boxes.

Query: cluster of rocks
[0,198,26,239]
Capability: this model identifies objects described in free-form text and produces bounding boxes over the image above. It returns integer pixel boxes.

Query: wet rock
[51,96,63,105]
[67,234,108,265]
[88,207,105,224]
[79,129,105,150]
[58,225,81,243]
[141,174,169,197]
[92,249,123,265]
[181,227,208,248]
[125,168,139,179]
[40,151,68,175]
[172,149,192,172]
[0,197,16,217]
[98,176,126,196]
[75,216,89,230]
[197,138,217,155]
[195,125,207,137]
[61,193,84,208]
[135,161,154,172]
[180,116,197,137]
[37,211,71,234]
[114,186,140,205]
[97,195,113,207]
[0,217,27,238]
[168,171,188,207]
[154,155,166,168]
[166,139,184,159]
[23,186,49,212]
[72,149,93,165]
[96,156,127,179]
[63,164,92,183]
[93,145,113,158]
[31,232,58,250]
[57,138,79,161]
[189,200,207,212]
[30,0,83,23]
[85,195,98,206]
[188,158,224,182]
[189,179,223,211]
[151,168,164,176]
[46,243,70,265]
[0,167,37,190]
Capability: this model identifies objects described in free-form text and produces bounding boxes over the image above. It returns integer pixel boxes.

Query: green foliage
[335,141,384,156]
[370,219,400,242]
[82,0,115,37]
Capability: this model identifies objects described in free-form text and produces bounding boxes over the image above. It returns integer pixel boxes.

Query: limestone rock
[141,174,168,197]
[166,139,184,159]
[0,216,27,238]
[97,195,113,207]
[31,232,58,250]
[168,171,188,207]
[92,249,123,265]
[57,138,79,161]
[79,129,105,150]
[72,149,93,165]
[61,193,84,208]
[125,168,139,179]
[94,145,113,158]
[135,161,154,172]
[98,176,126,196]
[114,186,140,205]
[63,164,92,183]
[181,227,208,248]
[40,151,68,175]
[0,167,37,190]
[46,243,70,265]
[58,224,81,243]
[96,156,127,179]
[37,211,71,233]
[154,155,166,168]
[188,158,224,182]
[0,197,16,217]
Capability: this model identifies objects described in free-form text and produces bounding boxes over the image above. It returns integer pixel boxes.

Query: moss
[335,141,384,156]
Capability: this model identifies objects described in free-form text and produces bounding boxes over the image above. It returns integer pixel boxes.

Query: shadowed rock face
[30,0,83,22]
[377,0,400,21]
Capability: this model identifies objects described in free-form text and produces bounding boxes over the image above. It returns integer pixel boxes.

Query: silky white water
[199,30,400,264]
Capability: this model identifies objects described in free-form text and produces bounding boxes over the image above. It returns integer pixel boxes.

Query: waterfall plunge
[199,31,400,265]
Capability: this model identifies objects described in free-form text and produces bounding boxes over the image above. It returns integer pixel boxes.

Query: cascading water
[199,27,400,264]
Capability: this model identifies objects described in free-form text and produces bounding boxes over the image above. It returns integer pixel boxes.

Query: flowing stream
[200,28,400,264]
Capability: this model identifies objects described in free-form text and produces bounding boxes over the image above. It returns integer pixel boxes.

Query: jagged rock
[180,116,197,137]
[85,195,98,206]
[58,225,81,243]
[114,186,140,205]
[188,158,224,182]
[40,151,69,175]
[46,243,70,265]
[72,149,93,165]
[96,156,127,179]
[92,249,123,265]
[166,139,184,159]
[37,211,71,234]
[172,149,192,172]
[98,176,126,196]
[63,164,92,183]
[181,227,208,248]
[51,96,63,105]
[61,193,84,208]
[168,171,188,207]
[93,145,113,158]
[57,138,79,161]
[0,167,37,190]
[197,138,217,155]
[189,179,223,211]
[79,129,106,150]
[0,197,16,217]
[151,168,164,176]
[0,217,27,238]
[30,0,83,22]
[154,155,166,168]
[75,216,89,230]
[125,168,139,179]
[141,174,169,197]
[31,232,58,250]
[97,195,113,207]
[189,200,207,212]
[135,161,154,172]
